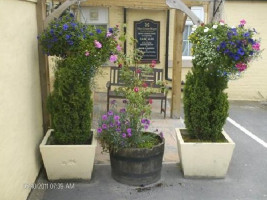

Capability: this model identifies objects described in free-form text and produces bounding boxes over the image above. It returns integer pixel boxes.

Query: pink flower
[136,69,141,74]
[109,54,118,63]
[252,43,260,51]
[85,51,90,57]
[118,63,122,68]
[116,45,122,51]
[219,19,225,23]
[94,40,102,48]
[148,99,153,104]
[235,62,247,72]
[134,87,139,92]
[150,60,156,68]
[106,32,112,37]
[240,19,246,26]
[142,82,148,88]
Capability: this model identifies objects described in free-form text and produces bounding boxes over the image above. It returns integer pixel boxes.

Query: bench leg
[164,98,167,119]
[107,96,110,112]
[160,99,163,113]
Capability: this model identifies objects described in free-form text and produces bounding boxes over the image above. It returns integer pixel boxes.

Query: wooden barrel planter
[110,134,164,186]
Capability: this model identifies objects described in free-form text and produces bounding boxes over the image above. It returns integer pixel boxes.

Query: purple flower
[102,124,108,129]
[127,128,132,134]
[102,115,108,120]
[115,121,121,126]
[110,123,114,128]
[97,128,102,133]
[159,132,164,139]
[94,40,102,48]
[122,99,128,104]
[111,100,116,105]
[120,108,126,113]
[63,24,68,31]
[114,115,120,121]
[122,133,127,138]
[141,118,146,124]
[110,55,118,63]
[108,110,114,116]
[144,124,149,130]
[127,132,132,137]
[116,127,121,132]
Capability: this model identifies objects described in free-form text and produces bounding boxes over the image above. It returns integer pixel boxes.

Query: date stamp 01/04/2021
[24,183,75,190]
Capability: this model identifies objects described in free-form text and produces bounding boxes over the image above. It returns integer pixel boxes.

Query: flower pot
[40,129,97,181]
[110,135,164,186]
[176,128,235,178]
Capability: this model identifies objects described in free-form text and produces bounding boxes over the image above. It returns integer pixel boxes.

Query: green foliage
[183,20,261,141]
[47,58,93,144]
[184,67,228,141]
[97,38,164,152]
[39,13,119,144]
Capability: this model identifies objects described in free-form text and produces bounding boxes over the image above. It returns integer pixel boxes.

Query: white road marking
[227,117,267,148]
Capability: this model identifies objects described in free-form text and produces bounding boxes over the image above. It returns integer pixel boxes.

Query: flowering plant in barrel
[184,19,261,142]
[97,40,165,185]
[97,46,163,152]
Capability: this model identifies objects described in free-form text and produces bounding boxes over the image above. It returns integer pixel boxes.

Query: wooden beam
[81,0,169,10]
[170,9,184,118]
[44,0,87,28]
[166,0,202,25]
[36,0,50,133]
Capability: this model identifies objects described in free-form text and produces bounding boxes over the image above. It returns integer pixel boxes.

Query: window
[183,7,204,57]
[80,7,109,29]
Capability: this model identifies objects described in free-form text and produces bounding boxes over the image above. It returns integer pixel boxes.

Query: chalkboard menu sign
[134,19,160,63]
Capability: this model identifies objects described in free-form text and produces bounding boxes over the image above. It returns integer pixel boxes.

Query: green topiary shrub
[184,67,229,142]
[47,57,93,144]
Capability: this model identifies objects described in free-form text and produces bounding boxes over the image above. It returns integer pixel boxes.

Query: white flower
[204,27,209,33]
[212,25,218,29]
[192,27,196,32]
[193,25,198,28]
[220,22,224,25]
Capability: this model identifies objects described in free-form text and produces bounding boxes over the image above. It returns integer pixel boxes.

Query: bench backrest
[109,66,163,88]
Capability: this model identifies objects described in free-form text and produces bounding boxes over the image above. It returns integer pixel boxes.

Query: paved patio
[27,94,267,200]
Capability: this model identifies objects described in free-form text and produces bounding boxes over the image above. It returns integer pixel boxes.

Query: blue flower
[96,29,102,34]
[68,40,74,45]
[220,42,227,49]
[248,38,255,44]
[243,32,250,37]
[237,48,245,56]
[71,22,77,28]
[224,49,230,54]
[70,13,74,18]
[63,24,68,31]
[89,33,94,36]
[108,28,113,33]
[65,34,71,40]
[233,54,240,61]
[50,29,54,34]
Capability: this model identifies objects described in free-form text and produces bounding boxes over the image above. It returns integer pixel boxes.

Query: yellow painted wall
[224,1,267,100]
[0,1,43,200]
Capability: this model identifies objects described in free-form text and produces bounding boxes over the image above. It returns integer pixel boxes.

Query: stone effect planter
[176,128,235,178]
[40,129,97,181]
[110,136,164,186]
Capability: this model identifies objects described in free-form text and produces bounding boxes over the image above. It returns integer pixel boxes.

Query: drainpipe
[124,8,127,55]
[165,10,171,81]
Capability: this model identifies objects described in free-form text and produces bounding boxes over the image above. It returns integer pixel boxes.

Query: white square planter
[176,128,235,178]
[40,129,97,181]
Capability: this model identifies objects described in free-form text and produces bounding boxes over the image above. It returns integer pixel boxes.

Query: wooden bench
[106,66,168,118]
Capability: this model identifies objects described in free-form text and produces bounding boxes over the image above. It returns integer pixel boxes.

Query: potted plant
[38,13,119,180]
[177,19,261,178]
[97,44,165,186]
